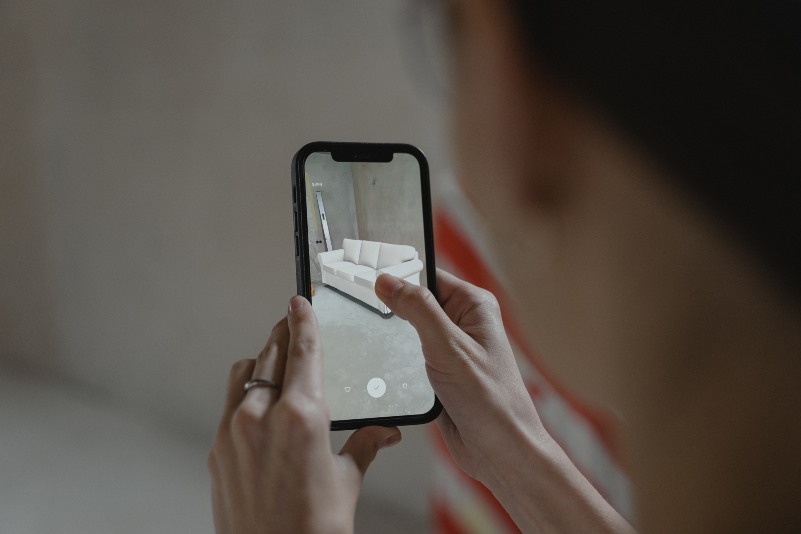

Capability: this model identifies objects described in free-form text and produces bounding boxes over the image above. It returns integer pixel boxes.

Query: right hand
[375,269,546,483]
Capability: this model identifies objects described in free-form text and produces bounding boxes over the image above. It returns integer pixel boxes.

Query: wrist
[478,411,556,498]
[477,415,634,533]
[461,390,549,491]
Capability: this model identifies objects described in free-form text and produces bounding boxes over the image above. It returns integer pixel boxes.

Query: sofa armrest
[378,259,423,279]
[317,249,344,266]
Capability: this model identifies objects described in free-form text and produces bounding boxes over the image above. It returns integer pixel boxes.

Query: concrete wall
[304,153,429,286]
[305,152,360,253]
[352,155,428,282]
[304,174,324,283]
[0,0,447,523]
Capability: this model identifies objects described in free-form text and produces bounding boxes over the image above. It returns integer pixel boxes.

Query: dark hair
[511,1,801,299]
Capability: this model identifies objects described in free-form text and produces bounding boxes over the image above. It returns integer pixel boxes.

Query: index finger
[281,295,325,400]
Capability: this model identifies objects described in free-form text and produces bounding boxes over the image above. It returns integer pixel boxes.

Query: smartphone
[291,141,442,430]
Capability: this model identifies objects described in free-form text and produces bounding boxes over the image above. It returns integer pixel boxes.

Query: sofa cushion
[357,240,381,269]
[377,243,416,270]
[354,270,378,289]
[342,238,362,264]
[378,258,423,280]
[322,261,349,275]
[334,263,374,282]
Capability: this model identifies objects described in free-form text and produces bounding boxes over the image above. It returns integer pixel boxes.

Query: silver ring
[243,378,281,392]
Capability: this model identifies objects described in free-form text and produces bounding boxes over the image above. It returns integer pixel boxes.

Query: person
[208,0,801,532]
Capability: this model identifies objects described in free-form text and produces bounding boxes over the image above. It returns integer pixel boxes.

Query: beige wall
[0,0,447,519]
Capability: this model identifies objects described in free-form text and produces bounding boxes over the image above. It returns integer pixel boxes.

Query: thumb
[338,426,402,478]
[376,273,478,389]
[375,274,457,344]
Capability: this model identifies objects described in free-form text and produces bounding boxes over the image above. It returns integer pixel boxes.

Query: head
[443,0,801,451]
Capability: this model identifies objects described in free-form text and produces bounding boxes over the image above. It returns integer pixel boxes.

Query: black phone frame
[291,141,442,430]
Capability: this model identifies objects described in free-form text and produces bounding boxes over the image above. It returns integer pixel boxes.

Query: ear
[450,0,580,221]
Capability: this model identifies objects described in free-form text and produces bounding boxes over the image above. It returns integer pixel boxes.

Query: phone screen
[293,143,439,428]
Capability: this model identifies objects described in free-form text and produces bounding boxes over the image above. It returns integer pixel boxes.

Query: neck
[627,231,801,532]
[578,132,801,531]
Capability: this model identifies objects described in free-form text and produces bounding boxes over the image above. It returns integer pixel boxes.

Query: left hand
[208,295,401,534]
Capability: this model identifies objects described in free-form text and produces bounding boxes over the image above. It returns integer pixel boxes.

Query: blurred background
[0,1,449,532]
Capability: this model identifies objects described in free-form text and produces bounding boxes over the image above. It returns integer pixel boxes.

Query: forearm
[482,423,636,533]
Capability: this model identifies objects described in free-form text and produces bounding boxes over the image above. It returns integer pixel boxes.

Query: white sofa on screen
[317,238,423,316]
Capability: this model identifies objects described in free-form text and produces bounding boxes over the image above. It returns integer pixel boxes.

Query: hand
[375,271,635,533]
[208,296,401,534]
[375,269,544,484]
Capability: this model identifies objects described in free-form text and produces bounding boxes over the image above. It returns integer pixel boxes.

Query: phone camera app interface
[303,151,435,421]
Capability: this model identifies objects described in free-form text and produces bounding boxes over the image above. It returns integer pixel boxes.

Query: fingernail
[376,274,403,299]
[381,432,402,449]
[288,295,305,314]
